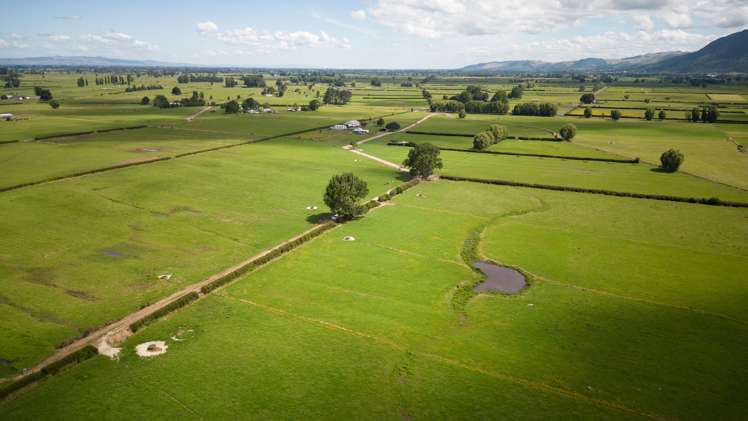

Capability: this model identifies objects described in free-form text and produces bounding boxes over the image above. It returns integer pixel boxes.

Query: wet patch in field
[473,261,526,294]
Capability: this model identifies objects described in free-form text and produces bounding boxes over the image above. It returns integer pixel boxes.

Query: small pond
[473,261,526,294]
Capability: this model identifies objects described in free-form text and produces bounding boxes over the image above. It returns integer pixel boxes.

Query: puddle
[473,261,526,294]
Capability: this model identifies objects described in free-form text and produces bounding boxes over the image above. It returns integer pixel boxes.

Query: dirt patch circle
[135,341,168,357]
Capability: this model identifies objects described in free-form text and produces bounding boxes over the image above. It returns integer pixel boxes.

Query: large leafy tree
[559,123,577,141]
[224,100,240,114]
[153,95,170,108]
[324,173,369,219]
[403,143,443,178]
[660,149,684,172]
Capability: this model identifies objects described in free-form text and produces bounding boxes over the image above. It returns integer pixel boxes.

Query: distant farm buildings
[0,113,14,121]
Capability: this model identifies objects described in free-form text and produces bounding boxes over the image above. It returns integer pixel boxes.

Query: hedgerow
[387,142,638,164]
[0,345,98,400]
[34,125,147,140]
[129,292,199,332]
[440,175,748,208]
[199,222,337,295]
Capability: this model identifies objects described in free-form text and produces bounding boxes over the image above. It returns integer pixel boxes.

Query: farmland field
[1,69,747,420]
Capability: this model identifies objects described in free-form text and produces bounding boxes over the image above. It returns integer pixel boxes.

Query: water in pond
[473,261,526,294]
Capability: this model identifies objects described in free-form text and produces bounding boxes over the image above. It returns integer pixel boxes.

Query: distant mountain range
[0,56,198,67]
[1,30,746,73]
[460,29,748,74]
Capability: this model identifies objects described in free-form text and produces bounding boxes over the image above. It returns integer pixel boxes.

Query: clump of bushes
[584,107,592,118]
[660,149,684,172]
[559,123,576,141]
[610,110,622,120]
[385,121,401,131]
[473,124,508,150]
[512,103,557,117]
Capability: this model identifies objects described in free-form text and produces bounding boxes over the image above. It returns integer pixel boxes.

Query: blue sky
[0,0,745,68]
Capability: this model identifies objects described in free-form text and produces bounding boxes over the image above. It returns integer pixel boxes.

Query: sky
[0,0,746,68]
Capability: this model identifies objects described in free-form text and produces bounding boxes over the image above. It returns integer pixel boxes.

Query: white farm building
[345,120,361,128]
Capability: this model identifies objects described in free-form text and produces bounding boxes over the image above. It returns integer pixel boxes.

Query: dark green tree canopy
[153,95,170,108]
[580,93,596,104]
[584,107,593,118]
[660,149,684,172]
[610,110,622,120]
[308,99,321,111]
[385,121,401,131]
[559,123,577,141]
[323,173,369,219]
[402,143,443,178]
[172,86,182,96]
[224,100,240,114]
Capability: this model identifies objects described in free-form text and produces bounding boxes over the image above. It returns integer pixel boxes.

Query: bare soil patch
[473,261,526,294]
[135,341,168,357]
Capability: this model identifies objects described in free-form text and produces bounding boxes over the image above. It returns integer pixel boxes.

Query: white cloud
[364,0,745,39]
[351,10,367,20]
[661,10,692,28]
[712,6,748,28]
[0,34,28,49]
[199,23,351,52]
[632,15,654,31]
[48,34,71,42]
[81,32,159,51]
[517,29,716,61]
[196,21,219,34]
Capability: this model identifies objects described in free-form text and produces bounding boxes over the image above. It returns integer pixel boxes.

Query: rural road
[185,106,213,122]
[355,113,437,145]
[343,112,438,170]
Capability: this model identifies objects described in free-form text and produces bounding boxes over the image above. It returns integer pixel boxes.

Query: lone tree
[458,110,466,118]
[610,110,622,120]
[402,143,443,178]
[660,149,684,172]
[153,95,170,108]
[559,123,577,141]
[580,93,595,104]
[385,121,401,131]
[584,107,592,118]
[141,96,150,105]
[658,110,667,120]
[172,86,182,96]
[308,99,320,111]
[224,100,240,114]
[376,117,385,127]
[323,173,369,220]
[644,107,655,121]
[48,100,60,109]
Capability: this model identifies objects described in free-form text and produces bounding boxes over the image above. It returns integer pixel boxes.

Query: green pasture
[1,181,745,420]
[0,137,401,372]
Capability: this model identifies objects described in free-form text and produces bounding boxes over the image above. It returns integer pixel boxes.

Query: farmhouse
[352,127,369,135]
[330,124,347,130]
[345,120,361,128]
[0,113,14,120]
